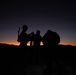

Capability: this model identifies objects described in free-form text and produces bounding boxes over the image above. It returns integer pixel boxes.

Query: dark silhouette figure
[43,30,60,75]
[43,30,60,46]
[31,30,43,46]
[17,25,33,47]
[29,30,43,62]
[30,32,34,46]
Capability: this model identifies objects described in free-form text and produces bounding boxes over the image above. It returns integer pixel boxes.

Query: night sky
[0,1,76,46]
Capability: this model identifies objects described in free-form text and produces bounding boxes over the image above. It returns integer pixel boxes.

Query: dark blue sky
[0,1,76,45]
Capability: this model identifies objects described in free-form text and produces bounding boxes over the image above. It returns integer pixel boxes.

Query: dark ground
[1,43,76,75]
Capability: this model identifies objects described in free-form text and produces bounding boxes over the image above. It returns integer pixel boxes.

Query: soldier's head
[22,25,28,31]
[36,30,40,35]
[47,30,52,33]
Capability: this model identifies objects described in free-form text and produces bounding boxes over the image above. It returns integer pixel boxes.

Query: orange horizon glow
[0,41,76,46]
[60,41,76,46]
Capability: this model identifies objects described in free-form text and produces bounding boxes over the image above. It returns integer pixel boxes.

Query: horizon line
[0,42,76,46]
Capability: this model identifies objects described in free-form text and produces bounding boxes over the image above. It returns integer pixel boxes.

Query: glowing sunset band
[0,41,43,46]
[60,41,76,46]
[0,41,76,46]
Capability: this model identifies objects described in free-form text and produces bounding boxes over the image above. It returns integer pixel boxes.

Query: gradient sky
[0,1,76,46]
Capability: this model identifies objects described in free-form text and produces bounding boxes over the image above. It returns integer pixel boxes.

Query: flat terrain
[1,44,76,75]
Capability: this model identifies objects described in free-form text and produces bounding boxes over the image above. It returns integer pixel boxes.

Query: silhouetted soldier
[32,30,43,46]
[17,25,33,47]
[17,25,28,47]
[30,32,34,46]
[43,30,60,46]
[17,25,29,70]
[43,30,60,75]
[17,25,34,64]
[30,30,43,62]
